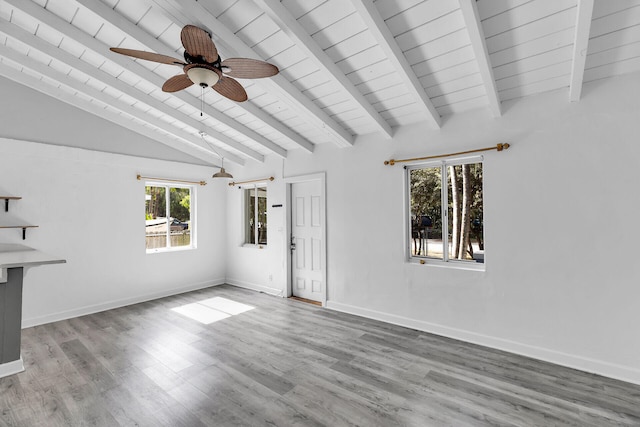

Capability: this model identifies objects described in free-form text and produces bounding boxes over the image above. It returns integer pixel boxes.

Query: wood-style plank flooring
[1,284,639,426]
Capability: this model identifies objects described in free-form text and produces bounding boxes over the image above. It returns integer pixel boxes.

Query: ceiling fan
[110,25,279,102]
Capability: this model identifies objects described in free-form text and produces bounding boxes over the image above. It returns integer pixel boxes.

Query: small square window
[145,183,194,252]
[407,158,484,266]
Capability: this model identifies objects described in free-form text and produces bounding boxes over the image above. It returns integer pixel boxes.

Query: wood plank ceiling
[0,0,639,165]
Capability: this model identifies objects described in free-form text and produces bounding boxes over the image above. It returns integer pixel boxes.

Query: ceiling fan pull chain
[200,86,204,117]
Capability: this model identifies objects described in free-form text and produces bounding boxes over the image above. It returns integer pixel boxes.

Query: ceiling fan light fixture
[186,66,220,88]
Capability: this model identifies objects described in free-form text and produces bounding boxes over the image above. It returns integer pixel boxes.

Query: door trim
[284,172,327,306]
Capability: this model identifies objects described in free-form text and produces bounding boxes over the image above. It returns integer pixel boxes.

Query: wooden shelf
[0,198,38,239]
[0,197,22,212]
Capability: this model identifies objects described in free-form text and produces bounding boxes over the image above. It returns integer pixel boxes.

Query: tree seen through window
[145,185,192,250]
[409,160,483,263]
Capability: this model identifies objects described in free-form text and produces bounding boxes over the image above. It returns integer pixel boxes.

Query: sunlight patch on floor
[171,297,255,324]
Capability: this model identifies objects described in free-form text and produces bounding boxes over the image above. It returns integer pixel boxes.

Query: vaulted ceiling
[1,0,638,166]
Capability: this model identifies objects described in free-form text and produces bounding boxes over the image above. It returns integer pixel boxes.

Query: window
[407,157,484,266]
[145,183,194,251]
[244,184,267,245]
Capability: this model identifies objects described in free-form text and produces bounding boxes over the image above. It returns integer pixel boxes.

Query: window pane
[447,163,483,263]
[169,187,191,248]
[145,186,167,250]
[145,185,192,251]
[245,188,256,244]
[409,168,443,259]
[257,187,267,245]
[244,186,268,245]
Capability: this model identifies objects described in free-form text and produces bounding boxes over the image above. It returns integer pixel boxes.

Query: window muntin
[407,158,483,265]
[145,183,193,251]
[244,185,267,245]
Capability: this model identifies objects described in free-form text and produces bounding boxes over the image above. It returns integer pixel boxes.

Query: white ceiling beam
[458,0,501,117]
[350,0,441,129]
[151,0,355,147]
[0,18,264,163]
[231,92,314,153]
[0,61,236,166]
[569,0,594,102]
[255,0,393,139]
[4,0,285,159]
[75,0,313,154]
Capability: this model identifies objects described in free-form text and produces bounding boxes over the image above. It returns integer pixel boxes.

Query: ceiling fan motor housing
[184,51,222,68]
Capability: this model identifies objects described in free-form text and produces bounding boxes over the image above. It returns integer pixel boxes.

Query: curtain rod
[136,174,207,186]
[384,143,510,166]
[228,176,275,187]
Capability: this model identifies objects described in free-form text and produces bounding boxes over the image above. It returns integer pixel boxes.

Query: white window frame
[405,155,484,271]
[243,183,268,248]
[145,181,196,253]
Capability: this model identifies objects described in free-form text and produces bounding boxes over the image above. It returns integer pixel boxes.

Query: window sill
[408,258,485,272]
[146,245,195,254]
[241,244,267,249]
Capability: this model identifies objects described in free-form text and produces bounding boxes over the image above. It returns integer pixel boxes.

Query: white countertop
[0,244,66,269]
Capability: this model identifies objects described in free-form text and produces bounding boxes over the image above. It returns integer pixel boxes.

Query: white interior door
[290,180,323,302]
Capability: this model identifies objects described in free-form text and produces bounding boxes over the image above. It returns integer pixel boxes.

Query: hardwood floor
[1,284,639,426]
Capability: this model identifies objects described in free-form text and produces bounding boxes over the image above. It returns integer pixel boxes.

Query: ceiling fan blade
[213,76,248,102]
[181,25,218,63]
[162,74,194,92]
[110,48,185,66]
[221,58,279,79]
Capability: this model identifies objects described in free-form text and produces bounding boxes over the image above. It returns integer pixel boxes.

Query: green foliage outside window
[409,161,483,262]
[145,185,192,250]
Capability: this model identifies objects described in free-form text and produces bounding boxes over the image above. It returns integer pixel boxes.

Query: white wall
[0,138,228,326]
[226,71,640,385]
[225,172,288,295]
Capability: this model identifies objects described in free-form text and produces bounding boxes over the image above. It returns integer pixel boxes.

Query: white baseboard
[225,278,284,298]
[22,278,225,328]
[0,358,24,379]
[326,300,640,386]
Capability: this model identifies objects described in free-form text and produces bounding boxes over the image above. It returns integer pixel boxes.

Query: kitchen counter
[0,243,65,272]
[0,243,65,378]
